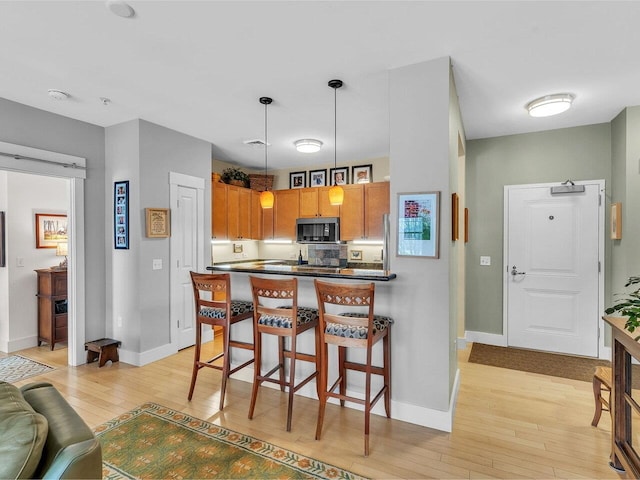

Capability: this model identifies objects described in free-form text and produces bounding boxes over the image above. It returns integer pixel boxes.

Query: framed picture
[452,192,459,241]
[330,167,349,186]
[352,164,373,184]
[145,208,171,238]
[611,202,622,240]
[114,180,129,249]
[464,207,469,243]
[397,191,440,258]
[0,211,5,268]
[35,213,67,248]
[309,169,327,187]
[289,171,306,189]
[350,249,363,261]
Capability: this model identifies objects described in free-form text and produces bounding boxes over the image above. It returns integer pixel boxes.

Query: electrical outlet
[480,256,491,266]
[152,259,162,270]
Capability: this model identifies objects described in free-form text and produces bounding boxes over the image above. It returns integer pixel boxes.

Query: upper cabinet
[299,186,340,218]
[212,181,228,240]
[339,182,390,241]
[212,180,262,240]
[274,189,300,239]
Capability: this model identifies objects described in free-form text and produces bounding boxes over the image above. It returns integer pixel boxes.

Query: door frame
[169,171,205,352]
[0,141,86,366]
[502,180,606,358]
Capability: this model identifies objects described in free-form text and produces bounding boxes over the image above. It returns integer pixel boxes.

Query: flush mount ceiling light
[526,93,574,118]
[47,89,70,100]
[294,139,322,153]
[106,0,135,18]
[259,96,274,209]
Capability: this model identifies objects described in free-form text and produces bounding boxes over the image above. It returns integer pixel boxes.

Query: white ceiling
[2,1,640,170]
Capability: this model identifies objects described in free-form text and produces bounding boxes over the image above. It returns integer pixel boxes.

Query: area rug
[468,342,640,387]
[0,354,54,383]
[95,402,366,480]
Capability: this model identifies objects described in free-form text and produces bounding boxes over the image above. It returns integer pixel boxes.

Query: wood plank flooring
[3,343,619,479]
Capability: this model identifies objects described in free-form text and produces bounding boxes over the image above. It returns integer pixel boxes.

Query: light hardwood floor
[4,343,619,479]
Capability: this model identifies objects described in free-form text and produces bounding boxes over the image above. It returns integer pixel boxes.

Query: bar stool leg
[278,336,286,392]
[248,330,262,420]
[286,334,297,432]
[592,374,604,427]
[384,330,392,418]
[315,340,329,440]
[364,347,373,457]
[338,345,347,407]
[188,321,202,400]
[219,325,231,410]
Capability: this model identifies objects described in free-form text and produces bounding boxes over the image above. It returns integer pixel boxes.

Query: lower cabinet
[35,268,67,350]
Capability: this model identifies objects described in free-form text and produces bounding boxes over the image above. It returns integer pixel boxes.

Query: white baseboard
[465,330,507,347]
[2,335,38,353]
[230,364,459,433]
[121,330,214,367]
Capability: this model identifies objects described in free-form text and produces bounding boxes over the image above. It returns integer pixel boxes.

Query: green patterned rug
[0,354,54,383]
[95,402,366,480]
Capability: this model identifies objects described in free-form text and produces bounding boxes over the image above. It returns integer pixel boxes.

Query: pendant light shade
[259,190,274,209]
[259,96,273,209]
[328,79,344,206]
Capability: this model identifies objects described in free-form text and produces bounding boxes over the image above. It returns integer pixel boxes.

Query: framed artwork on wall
[397,191,440,258]
[289,171,306,189]
[114,180,129,249]
[145,208,170,238]
[35,213,67,248]
[309,169,327,187]
[352,164,372,184]
[329,167,349,186]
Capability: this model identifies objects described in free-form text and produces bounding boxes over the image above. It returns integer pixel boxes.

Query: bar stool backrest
[249,276,300,333]
[314,280,376,348]
[190,271,231,317]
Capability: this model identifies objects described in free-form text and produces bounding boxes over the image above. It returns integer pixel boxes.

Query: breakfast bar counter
[207,259,397,281]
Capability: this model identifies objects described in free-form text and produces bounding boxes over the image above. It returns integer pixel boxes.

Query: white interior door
[504,181,602,357]
[170,172,205,351]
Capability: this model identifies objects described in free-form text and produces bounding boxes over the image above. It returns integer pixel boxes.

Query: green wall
[465,124,612,335]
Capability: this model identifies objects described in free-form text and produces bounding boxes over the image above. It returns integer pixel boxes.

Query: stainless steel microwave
[296,217,340,243]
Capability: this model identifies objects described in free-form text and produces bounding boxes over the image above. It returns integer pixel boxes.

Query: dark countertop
[207,260,397,281]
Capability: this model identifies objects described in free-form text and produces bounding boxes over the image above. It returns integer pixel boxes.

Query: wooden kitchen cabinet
[299,186,340,218]
[227,185,252,239]
[251,190,263,240]
[339,182,390,241]
[35,268,67,350]
[274,189,299,239]
[212,181,228,239]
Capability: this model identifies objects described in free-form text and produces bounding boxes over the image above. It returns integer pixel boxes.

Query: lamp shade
[328,185,344,206]
[294,139,322,153]
[526,94,574,117]
[260,190,274,209]
[56,242,68,256]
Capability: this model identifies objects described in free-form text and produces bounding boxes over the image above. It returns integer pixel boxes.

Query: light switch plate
[152,259,162,270]
[480,256,491,266]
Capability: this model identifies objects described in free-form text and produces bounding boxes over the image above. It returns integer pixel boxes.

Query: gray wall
[0,97,106,342]
[390,57,456,412]
[465,123,612,335]
[105,119,211,356]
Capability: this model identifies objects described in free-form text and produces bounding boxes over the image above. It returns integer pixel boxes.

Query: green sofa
[0,381,102,479]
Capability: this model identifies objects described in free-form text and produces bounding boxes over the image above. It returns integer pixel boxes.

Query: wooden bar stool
[314,279,393,456]
[592,365,612,427]
[188,272,254,410]
[248,275,320,431]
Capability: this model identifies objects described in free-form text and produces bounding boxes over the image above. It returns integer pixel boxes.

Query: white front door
[504,181,603,357]
[170,173,205,351]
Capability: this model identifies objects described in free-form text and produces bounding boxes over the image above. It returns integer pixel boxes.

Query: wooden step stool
[85,338,121,367]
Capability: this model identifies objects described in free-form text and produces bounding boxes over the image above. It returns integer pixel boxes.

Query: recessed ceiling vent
[243,139,269,147]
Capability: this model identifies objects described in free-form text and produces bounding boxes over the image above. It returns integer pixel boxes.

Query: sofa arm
[20,382,102,479]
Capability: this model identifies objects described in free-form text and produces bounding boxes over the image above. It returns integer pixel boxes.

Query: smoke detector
[243,139,269,147]
[47,89,70,100]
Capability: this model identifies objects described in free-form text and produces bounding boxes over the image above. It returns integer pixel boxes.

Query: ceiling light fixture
[294,139,322,153]
[106,0,135,18]
[526,93,574,118]
[47,89,70,101]
[328,79,344,206]
[259,96,274,209]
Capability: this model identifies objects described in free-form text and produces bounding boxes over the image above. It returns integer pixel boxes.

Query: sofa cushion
[0,381,48,479]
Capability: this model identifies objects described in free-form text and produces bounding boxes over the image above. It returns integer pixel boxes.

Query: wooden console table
[603,315,640,478]
[35,268,67,350]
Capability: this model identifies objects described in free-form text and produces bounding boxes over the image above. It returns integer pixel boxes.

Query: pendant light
[259,96,274,209]
[328,79,344,206]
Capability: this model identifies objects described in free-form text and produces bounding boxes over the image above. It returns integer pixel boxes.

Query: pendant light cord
[259,96,273,190]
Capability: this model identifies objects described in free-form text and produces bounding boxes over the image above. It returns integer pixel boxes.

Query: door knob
[511,266,526,276]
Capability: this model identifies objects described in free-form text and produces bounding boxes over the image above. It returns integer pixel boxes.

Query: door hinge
[177,319,180,328]
[598,261,601,273]
[599,194,602,206]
